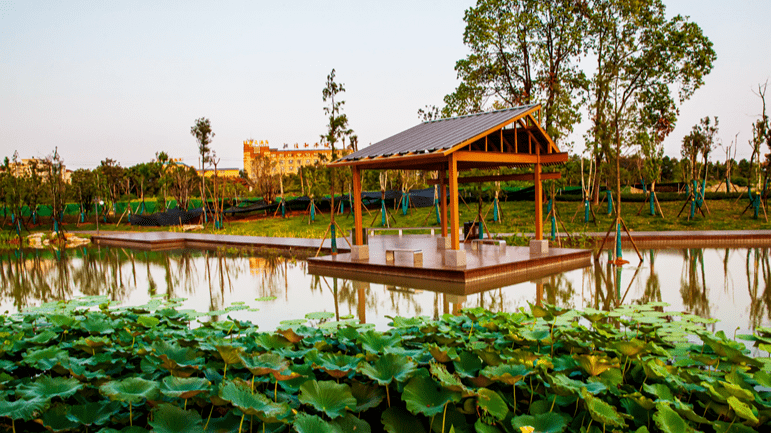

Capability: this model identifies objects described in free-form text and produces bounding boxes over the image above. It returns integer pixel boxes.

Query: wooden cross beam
[427,171,561,186]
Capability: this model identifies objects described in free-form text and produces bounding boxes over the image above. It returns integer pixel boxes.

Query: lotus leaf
[255,296,278,302]
[16,375,82,401]
[298,379,356,419]
[255,333,293,350]
[402,375,461,417]
[137,315,160,328]
[27,330,57,345]
[350,381,385,412]
[159,376,211,399]
[623,392,654,412]
[641,358,669,380]
[219,379,292,423]
[66,401,121,426]
[306,311,335,321]
[330,413,372,433]
[37,402,80,431]
[148,404,204,433]
[358,353,417,385]
[713,420,758,433]
[547,373,606,396]
[652,402,695,433]
[357,330,401,354]
[240,352,289,377]
[474,419,503,433]
[582,389,629,428]
[0,396,47,421]
[381,406,426,433]
[276,327,304,343]
[574,354,617,377]
[311,351,362,379]
[727,396,759,424]
[22,346,67,367]
[79,314,115,334]
[511,412,567,433]
[293,412,338,433]
[453,351,484,378]
[481,363,532,385]
[430,362,470,395]
[215,344,243,365]
[100,377,160,404]
[430,406,471,432]
[48,314,76,329]
[477,388,508,420]
[388,315,428,328]
[429,344,460,363]
[642,383,674,402]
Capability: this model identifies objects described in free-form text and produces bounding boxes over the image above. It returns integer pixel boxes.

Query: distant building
[2,157,72,183]
[197,168,241,179]
[243,139,339,178]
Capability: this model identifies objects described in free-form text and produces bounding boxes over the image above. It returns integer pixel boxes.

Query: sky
[1,0,769,171]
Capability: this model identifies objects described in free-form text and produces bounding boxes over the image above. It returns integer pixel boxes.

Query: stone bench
[368,227,436,236]
[471,238,507,253]
[385,248,423,266]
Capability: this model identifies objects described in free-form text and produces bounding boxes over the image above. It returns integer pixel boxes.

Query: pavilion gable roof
[334,104,562,169]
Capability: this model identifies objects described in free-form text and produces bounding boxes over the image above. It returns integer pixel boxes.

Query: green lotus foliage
[219,379,292,423]
[158,376,210,399]
[358,352,417,385]
[147,404,204,433]
[0,297,768,432]
[100,377,160,404]
[298,379,356,419]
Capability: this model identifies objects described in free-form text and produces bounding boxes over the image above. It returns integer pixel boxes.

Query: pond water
[1,246,769,341]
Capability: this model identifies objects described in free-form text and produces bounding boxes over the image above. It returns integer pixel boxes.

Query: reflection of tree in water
[0,250,70,311]
[383,287,424,318]
[252,255,286,299]
[586,253,617,311]
[746,248,771,330]
[541,273,575,308]
[679,248,710,319]
[638,249,661,305]
[202,250,248,319]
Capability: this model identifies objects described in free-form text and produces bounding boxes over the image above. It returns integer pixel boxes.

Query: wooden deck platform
[307,234,591,294]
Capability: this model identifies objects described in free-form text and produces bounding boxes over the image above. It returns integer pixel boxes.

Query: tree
[96,158,124,214]
[191,117,214,220]
[70,168,98,219]
[681,117,719,186]
[750,81,771,190]
[43,148,68,237]
[635,84,678,192]
[437,0,586,144]
[249,155,279,204]
[584,0,715,205]
[320,69,353,252]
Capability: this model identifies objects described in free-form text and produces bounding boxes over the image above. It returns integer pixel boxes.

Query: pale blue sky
[1,0,769,170]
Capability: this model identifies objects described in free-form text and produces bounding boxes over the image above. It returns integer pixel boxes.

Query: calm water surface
[1,246,769,338]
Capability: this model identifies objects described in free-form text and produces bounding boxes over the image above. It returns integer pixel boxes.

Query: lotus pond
[1,246,770,342]
[2,246,771,432]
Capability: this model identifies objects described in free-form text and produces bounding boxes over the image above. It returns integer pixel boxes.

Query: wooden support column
[534,159,543,240]
[352,166,363,245]
[449,154,460,250]
[439,168,447,237]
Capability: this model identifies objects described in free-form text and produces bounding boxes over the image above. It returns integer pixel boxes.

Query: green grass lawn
[9,197,771,241]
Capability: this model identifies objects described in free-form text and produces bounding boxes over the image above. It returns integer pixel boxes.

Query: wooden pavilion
[330,104,568,266]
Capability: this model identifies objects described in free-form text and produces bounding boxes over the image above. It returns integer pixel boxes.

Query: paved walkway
[88,231,351,254]
[86,229,771,251]
[500,230,771,248]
